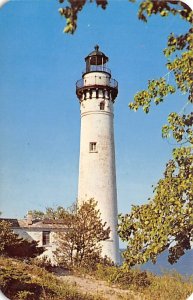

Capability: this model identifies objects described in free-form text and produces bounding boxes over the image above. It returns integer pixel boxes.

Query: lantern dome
[85,45,108,66]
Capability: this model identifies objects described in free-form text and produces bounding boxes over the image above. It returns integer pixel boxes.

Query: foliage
[17,291,35,300]
[29,200,110,269]
[86,263,193,300]
[0,257,104,300]
[117,1,193,267]
[92,264,151,289]
[108,267,150,288]
[27,210,45,220]
[129,27,193,144]
[58,0,193,34]
[54,199,110,269]
[29,206,69,220]
[0,220,16,253]
[118,147,193,267]
[31,255,53,271]
[0,220,44,259]
[129,17,193,145]
[135,0,193,23]
[58,0,108,34]
[142,271,193,300]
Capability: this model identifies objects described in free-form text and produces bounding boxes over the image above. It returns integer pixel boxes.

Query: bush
[54,200,110,270]
[31,256,53,271]
[86,263,193,300]
[108,268,151,288]
[143,271,193,300]
[17,291,35,300]
[0,220,44,260]
[0,257,103,300]
[92,264,151,288]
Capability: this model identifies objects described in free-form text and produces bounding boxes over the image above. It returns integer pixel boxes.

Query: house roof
[0,218,67,230]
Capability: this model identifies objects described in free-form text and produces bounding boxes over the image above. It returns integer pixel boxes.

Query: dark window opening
[42,231,50,246]
[100,102,105,110]
[89,142,97,152]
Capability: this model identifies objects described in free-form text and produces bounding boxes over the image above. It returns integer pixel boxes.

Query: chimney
[27,211,33,225]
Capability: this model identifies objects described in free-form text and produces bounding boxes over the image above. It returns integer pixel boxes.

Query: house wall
[13,227,62,264]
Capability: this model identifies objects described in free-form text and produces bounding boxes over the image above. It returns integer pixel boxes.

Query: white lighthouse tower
[76,45,119,264]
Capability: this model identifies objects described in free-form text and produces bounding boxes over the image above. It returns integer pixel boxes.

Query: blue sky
[0,0,190,218]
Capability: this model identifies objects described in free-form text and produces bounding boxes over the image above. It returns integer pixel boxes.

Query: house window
[42,231,50,246]
[89,142,97,152]
[100,102,105,110]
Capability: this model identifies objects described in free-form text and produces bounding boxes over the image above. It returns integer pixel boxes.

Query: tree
[58,1,192,34]
[54,199,110,268]
[29,206,69,220]
[58,0,108,34]
[0,220,44,259]
[118,147,193,267]
[117,2,193,266]
[128,2,193,143]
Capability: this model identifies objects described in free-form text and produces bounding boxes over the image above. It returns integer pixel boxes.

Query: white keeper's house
[0,213,67,263]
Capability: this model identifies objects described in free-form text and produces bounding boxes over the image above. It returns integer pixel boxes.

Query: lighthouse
[76,45,119,264]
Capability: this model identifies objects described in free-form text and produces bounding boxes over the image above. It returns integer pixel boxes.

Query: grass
[142,271,193,300]
[0,256,104,300]
[78,263,193,300]
[1,256,192,300]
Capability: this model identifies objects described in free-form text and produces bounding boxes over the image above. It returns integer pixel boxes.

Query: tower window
[100,102,105,110]
[89,142,97,152]
[42,231,50,246]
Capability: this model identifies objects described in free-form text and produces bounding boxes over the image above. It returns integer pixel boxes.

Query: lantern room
[84,45,110,74]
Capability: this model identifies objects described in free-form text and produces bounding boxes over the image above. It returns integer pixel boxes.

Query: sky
[0,0,191,218]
